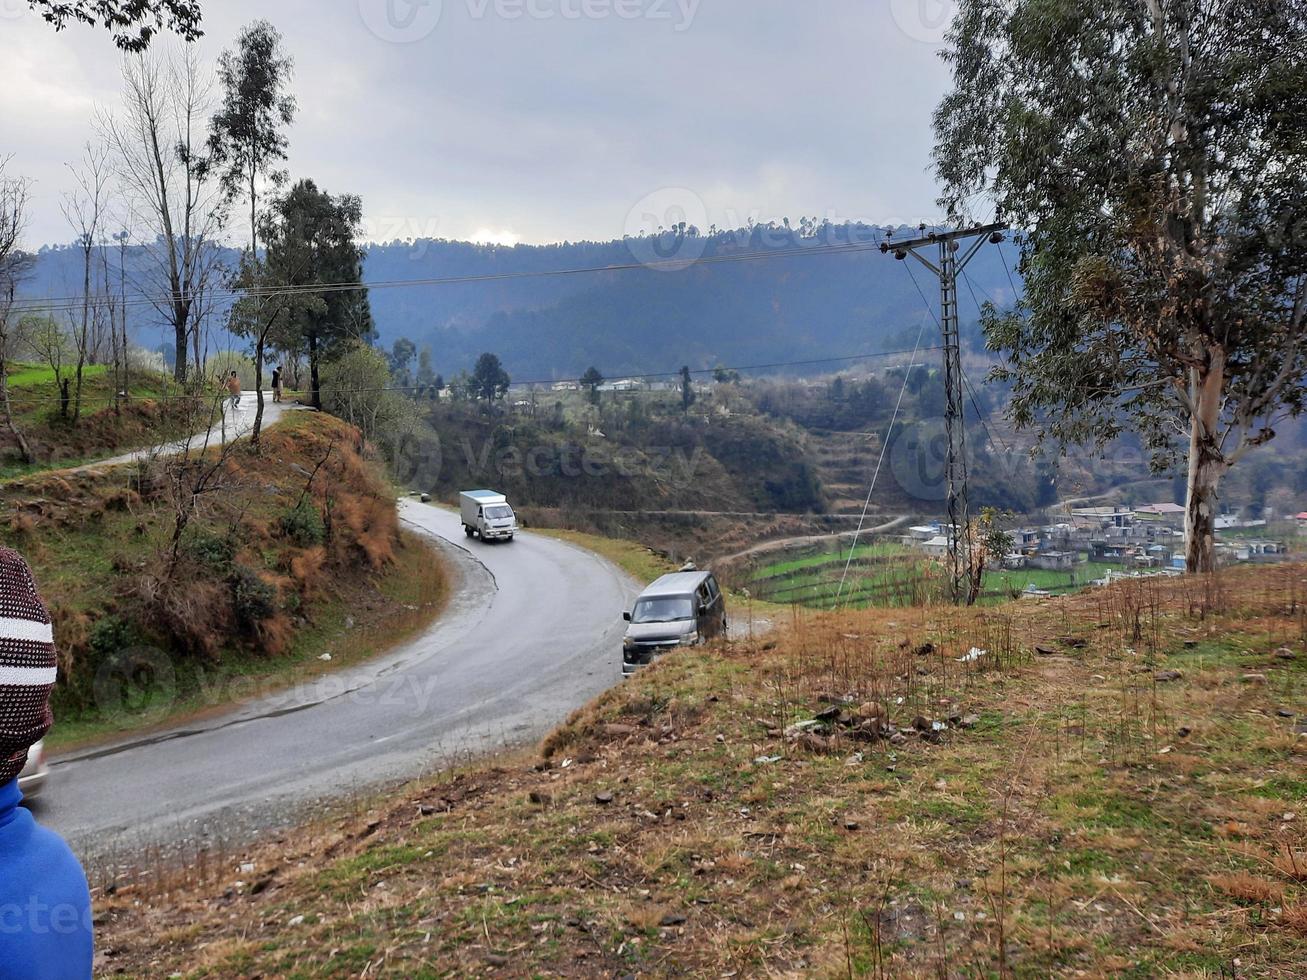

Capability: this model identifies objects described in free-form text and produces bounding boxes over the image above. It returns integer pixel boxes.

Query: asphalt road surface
[43,500,637,867]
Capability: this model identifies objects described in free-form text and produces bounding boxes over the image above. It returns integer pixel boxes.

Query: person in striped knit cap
[0,548,92,979]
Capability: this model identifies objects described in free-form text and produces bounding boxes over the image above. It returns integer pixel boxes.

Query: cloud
[2,0,955,248]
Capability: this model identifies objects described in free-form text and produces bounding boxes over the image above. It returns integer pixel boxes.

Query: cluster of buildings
[904,503,1292,573]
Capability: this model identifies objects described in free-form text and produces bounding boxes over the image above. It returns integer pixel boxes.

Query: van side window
[706,576,720,602]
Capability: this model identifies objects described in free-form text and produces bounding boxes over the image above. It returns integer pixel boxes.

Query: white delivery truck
[459,490,518,542]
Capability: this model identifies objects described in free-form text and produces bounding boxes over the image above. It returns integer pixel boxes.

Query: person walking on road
[271,365,283,404]
[226,371,242,413]
[0,548,94,979]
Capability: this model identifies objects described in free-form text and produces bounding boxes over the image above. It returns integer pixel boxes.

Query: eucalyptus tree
[209,19,296,433]
[26,0,202,50]
[935,0,1307,571]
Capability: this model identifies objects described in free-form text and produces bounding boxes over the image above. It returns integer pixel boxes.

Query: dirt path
[716,513,911,565]
[65,392,300,474]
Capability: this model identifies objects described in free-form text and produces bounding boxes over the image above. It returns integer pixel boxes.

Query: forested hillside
[16,223,1018,380]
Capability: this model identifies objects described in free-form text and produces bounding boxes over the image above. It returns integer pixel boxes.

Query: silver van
[622,570,727,676]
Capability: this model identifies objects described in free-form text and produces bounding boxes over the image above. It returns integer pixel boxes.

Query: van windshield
[484,505,513,519]
[631,596,695,624]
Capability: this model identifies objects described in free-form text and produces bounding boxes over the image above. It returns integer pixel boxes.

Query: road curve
[43,500,638,866]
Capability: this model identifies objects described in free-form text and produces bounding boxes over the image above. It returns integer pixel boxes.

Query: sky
[1,0,961,249]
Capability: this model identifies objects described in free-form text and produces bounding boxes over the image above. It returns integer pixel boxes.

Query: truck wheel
[464,526,473,538]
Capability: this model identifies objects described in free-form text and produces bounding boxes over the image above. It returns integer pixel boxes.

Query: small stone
[1284,812,1297,823]
[528,791,552,806]
[889,732,907,746]
[594,791,614,805]
[417,804,436,816]
[288,914,305,926]
[1177,726,1192,738]
[958,714,980,729]
[1183,640,1198,649]
[715,733,725,743]
[858,701,887,721]
[842,817,860,831]
[1154,670,1183,682]
[1274,647,1296,660]
[1240,673,1267,685]
[814,706,841,723]
[660,912,687,927]
[1278,708,1296,719]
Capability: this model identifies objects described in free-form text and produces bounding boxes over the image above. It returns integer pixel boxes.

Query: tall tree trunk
[1184,362,1226,573]
[72,355,85,425]
[252,334,265,447]
[0,344,34,464]
[309,329,321,410]
[173,314,188,384]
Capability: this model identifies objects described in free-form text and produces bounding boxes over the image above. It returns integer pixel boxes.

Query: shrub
[280,500,326,546]
[231,564,277,631]
[185,530,236,570]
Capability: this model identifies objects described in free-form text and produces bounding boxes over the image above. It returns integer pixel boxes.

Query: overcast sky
[2,0,960,248]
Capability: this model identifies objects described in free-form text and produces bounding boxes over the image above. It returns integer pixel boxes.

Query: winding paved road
[43,500,637,867]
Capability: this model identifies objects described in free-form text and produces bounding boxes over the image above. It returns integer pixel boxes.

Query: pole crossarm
[877,222,1008,255]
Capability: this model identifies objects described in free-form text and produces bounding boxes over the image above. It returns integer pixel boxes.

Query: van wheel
[464,526,473,538]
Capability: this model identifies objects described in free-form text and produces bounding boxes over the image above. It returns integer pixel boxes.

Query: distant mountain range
[15,223,1021,381]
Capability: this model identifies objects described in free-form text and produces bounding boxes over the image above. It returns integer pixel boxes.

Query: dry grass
[93,565,1307,977]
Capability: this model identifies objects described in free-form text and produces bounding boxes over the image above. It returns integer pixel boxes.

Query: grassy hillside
[95,565,1305,976]
[0,411,446,747]
[0,362,200,477]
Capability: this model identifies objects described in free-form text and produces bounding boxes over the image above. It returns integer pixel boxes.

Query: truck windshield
[484,505,513,519]
[631,596,695,624]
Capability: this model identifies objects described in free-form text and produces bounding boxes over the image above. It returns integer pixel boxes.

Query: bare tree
[102,48,226,386]
[0,160,35,464]
[61,141,113,423]
[21,315,73,418]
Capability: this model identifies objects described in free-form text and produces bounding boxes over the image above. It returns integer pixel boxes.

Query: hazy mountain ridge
[15,224,1019,379]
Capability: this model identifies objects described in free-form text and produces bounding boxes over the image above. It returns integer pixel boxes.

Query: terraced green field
[745,538,1118,609]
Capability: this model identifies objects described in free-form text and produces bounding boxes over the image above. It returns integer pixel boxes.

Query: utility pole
[880,222,1007,603]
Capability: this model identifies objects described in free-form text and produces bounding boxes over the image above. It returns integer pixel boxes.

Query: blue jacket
[0,779,92,980]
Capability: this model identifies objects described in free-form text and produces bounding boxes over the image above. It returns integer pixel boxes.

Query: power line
[0,345,941,410]
[833,316,930,606]
[7,237,908,318]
